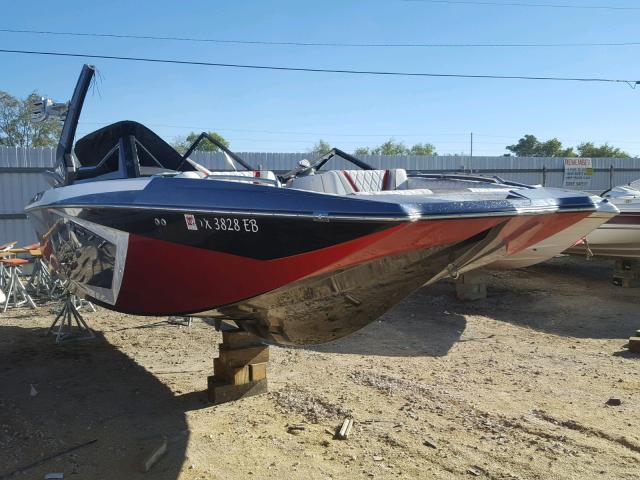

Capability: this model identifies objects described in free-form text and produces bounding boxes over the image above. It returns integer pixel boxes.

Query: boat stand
[207,328,269,404]
[47,292,95,344]
[73,296,97,312]
[613,259,640,288]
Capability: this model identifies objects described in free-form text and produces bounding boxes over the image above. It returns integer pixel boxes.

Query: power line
[0,48,637,86]
[76,123,640,146]
[1,28,639,48]
[403,0,640,10]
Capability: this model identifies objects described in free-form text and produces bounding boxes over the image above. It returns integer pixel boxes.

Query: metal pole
[610,164,614,189]
[470,132,473,157]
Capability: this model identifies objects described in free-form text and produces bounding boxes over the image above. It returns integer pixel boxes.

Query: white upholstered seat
[288,169,408,195]
[340,169,408,192]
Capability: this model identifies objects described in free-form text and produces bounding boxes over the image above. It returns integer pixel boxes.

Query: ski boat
[565,184,640,259]
[25,65,609,345]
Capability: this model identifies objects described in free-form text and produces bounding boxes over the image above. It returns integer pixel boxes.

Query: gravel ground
[0,256,638,479]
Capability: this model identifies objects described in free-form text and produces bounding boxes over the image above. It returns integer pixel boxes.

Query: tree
[0,91,62,147]
[576,142,630,158]
[371,139,408,155]
[354,139,437,156]
[409,142,437,156]
[506,134,574,157]
[308,139,332,159]
[173,131,229,154]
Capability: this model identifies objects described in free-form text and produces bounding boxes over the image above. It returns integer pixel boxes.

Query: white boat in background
[565,184,640,259]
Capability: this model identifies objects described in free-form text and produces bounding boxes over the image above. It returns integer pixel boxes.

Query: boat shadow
[307,285,467,358]
[309,256,638,357]
[0,325,189,479]
[462,256,638,340]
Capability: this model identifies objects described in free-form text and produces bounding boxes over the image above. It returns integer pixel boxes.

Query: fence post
[542,165,546,186]
[609,164,614,190]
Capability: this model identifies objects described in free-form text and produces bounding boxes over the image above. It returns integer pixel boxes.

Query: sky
[0,0,639,156]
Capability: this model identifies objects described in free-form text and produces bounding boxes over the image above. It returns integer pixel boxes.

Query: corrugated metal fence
[3,146,640,245]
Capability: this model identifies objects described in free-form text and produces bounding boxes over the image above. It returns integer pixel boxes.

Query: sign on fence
[563,158,593,188]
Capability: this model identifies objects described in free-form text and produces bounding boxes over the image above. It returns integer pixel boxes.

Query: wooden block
[214,358,250,385]
[615,259,640,271]
[613,276,640,288]
[222,329,263,349]
[231,366,250,385]
[336,418,353,440]
[249,362,267,381]
[207,377,268,404]
[612,269,640,280]
[213,356,229,377]
[455,274,487,301]
[628,337,640,353]
[218,345,269,368]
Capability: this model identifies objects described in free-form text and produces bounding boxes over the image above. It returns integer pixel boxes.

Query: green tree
[173,131,229,154]
[371,139,408,155]
[354,140,438,156]
[506,134,574,157]
[409,142,437,156]
[0,91,62,147]
[308,139,332,158]
[576,142,630,158]
[353,147,370,156]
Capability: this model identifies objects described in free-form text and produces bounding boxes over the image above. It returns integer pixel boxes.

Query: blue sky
[1,0,638,155]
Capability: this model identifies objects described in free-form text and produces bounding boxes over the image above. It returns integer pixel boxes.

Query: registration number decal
[183,215,259,233]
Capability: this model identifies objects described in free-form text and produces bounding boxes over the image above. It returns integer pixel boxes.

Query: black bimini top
[73,121,196,181]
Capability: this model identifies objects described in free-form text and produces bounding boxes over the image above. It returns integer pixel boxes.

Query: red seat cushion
[0,258,30,266]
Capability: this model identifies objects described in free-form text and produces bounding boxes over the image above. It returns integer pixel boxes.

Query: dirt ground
[0,256,638,480]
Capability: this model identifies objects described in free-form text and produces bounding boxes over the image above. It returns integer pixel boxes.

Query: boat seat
[289,169,408,195]
[341,169,408,192]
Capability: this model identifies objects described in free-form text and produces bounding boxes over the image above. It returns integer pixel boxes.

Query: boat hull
[29,205,512,343]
